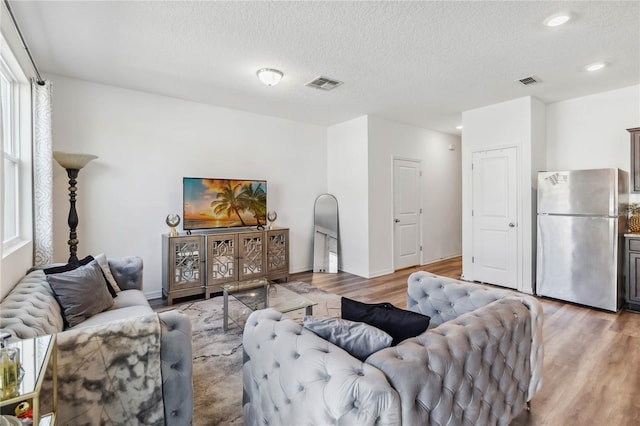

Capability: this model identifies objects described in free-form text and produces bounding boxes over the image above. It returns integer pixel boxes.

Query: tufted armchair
[405,271,544,403]
[242,272,543,426]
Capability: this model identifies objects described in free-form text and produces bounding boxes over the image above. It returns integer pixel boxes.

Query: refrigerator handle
[536,218,543,295]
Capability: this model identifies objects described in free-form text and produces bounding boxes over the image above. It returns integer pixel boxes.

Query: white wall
[327,115,462,278]
[530,98,547,285]
[327,116,370,277]
[48,74,327,298]
[546,85,639,171]
[462,97,544,294]
[368,116,462,276]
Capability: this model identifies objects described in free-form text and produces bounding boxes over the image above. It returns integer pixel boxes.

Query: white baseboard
[144,290,163,300]
[421,253,462,265]
[368,268,394,278]
[289,264,312,274]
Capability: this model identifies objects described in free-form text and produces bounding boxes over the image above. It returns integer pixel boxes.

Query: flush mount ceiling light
[544,13,571,27]
[585,62,607,72]
[456,125,463,130]
[257,68,283,86]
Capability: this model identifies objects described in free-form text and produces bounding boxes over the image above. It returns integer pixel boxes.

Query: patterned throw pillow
[94,253,122,293]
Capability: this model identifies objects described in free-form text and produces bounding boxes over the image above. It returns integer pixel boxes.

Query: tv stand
[161,227,289,305]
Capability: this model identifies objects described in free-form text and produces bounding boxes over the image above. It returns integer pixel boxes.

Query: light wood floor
[292,257,640,426]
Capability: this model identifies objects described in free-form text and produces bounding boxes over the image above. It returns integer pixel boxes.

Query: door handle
[394,219,400,223]
[508,222,516,228]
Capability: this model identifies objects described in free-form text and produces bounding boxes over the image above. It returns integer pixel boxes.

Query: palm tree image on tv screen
[183,178,267,230]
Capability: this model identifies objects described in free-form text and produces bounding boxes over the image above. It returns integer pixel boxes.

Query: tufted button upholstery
[108,256,143,290]
[367,297,533,425]
[243,309,401,425]
[0,257,143,340]
[0,270,63,339]
[407,272,515,328]
[407,272,544,400]
[159,310,193,426]
[0,257,193,425]
[243,273,544,426]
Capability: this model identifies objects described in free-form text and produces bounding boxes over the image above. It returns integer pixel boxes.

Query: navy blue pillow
[341,297,430,346]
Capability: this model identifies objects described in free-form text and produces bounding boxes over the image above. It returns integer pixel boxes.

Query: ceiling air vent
[306,76,343,91]
[517,76,539,86]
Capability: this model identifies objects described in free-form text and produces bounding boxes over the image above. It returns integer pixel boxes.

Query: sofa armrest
[108,256,143,290]
[242,309,401,426]
[0,270,64,339]
[367,298,534,426]
[519,295,544,400]
[159,310,193,425]
[407,271,515,327]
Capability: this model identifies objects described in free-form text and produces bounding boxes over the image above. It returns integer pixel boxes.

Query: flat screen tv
[183,178,267,230]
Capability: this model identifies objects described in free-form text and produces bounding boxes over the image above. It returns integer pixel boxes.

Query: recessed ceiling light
[544,13,571,27]
[585,62,607,72]
[456,125,463,130]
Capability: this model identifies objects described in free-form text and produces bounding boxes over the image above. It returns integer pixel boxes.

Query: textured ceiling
[8,1,640,135]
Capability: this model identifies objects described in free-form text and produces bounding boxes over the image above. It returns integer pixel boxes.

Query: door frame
[391,156,423,270]
[469,144,522,291]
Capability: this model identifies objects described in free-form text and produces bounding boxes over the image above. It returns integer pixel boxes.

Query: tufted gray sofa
[242,271,543,425]
[0,257,193,425]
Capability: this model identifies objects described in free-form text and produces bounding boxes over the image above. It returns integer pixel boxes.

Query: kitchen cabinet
[628,127,640,193]
[624,234,640,312]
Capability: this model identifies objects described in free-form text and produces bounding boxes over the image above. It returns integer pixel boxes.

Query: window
[2,57,19,244]
[1,34,30,253]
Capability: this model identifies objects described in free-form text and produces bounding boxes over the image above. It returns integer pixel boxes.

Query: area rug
[161,281,342,425]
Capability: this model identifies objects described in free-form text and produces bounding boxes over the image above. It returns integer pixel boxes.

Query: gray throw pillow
[46,260,115,328]
[303,316,393,361]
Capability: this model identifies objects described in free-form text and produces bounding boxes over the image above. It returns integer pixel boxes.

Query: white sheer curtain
[32,80,53,265]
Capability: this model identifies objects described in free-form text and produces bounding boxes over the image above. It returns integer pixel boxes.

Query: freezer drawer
[536,214,620,311]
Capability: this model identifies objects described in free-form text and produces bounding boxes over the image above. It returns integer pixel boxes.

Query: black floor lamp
[53,151,97,264]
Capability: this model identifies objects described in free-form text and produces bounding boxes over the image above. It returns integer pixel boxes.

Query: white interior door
[393,159,421,270]
[472,147,518,288]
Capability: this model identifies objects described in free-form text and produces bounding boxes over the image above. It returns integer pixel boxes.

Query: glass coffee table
[221,279,317,331]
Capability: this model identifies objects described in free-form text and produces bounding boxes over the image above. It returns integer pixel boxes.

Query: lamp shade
[53,151,98,170]
[257,68,283,86]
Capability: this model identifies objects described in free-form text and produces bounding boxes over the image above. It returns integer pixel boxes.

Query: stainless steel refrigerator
[536,168,628,311]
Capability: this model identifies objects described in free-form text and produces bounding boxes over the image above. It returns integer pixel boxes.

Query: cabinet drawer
[629,238,640,252]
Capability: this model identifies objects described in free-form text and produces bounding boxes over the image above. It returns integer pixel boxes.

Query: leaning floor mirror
[313,194,339,273]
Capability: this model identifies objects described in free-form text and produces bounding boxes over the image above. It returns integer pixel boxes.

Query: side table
[0,334,57,425]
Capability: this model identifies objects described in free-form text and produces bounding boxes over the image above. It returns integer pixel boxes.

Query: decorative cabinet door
[163,234,206,305]
[206,233,238,286]
[237,231,266,282]
[267,229,289,280]
[168,235,205,290]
